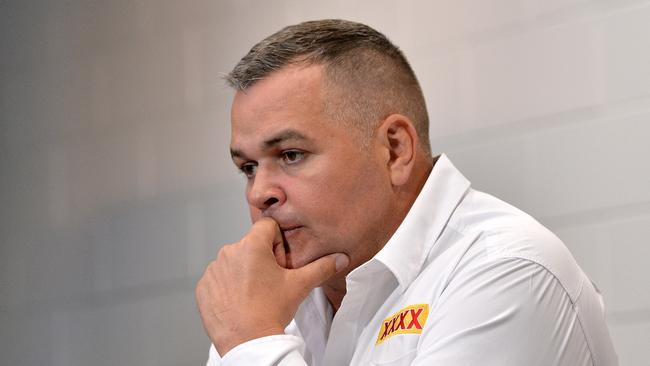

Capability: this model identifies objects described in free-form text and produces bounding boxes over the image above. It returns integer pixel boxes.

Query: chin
[284,251,315,269]
[282,232,316,268]
[283,230,344,270]
[284,242,328,270]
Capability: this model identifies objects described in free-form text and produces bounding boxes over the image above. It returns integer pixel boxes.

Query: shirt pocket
[370,333,419,366]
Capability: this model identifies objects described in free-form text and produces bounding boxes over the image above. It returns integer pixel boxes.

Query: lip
[281,225,302,238]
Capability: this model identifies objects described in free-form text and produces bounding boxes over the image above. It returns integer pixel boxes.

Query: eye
[281,150,305,164]
[239,162,257,179]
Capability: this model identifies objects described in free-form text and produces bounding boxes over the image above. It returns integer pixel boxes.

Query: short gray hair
[226,19,431,155]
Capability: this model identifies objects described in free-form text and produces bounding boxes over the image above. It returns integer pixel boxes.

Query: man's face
[229,64,395,271]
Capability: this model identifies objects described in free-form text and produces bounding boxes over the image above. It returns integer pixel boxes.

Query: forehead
[230,65,329,147]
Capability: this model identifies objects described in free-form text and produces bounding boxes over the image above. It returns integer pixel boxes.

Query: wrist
[214,326,286,356]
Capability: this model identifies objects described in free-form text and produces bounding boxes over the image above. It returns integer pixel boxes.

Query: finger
[273,238,287,268]
[247,217,284,251]
[291,253,350,291]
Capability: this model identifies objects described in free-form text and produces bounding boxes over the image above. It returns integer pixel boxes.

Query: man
[196,19,618,365]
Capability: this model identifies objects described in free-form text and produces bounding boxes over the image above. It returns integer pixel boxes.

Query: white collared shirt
[206,154,618,366]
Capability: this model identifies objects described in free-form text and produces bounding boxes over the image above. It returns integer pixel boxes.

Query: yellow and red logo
[376,303,429,345]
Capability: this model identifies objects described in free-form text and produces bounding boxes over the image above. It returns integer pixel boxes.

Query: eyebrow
[230,129,311,160]
[263,129,310,148]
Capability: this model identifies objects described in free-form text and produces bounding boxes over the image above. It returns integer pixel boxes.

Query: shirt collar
[369,154,471,291]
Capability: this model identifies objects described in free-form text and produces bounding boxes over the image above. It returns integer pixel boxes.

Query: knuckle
[216,246,226,259]
[195,279,207,302]
[238,235,251,247]
[217,243,234,259]
[243,231,261,246]
[205,260,220,278]
[207,258,217,270]
[239,234,264,251]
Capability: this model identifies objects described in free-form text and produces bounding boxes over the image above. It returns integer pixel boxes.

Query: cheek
[287,179,346,226]
[288,152,388,226]
[295,172,378,225]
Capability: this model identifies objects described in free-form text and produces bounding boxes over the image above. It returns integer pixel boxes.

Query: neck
[323,277,347,312]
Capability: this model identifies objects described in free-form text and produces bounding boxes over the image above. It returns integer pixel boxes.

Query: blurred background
[1,0,649,365]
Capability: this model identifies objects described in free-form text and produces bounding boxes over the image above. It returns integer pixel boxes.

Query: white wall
[1,1,648,365]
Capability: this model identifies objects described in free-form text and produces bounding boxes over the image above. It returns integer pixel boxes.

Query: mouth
[281,225,302,238]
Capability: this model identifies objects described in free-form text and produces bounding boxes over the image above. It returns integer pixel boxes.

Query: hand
[195,217,350,355]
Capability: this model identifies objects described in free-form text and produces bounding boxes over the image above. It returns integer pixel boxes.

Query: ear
[376,114,419,187]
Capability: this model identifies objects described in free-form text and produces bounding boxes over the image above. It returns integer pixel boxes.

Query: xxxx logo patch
[375,304,429,345]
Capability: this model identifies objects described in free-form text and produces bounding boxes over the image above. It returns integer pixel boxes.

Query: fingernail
[335,254,350,272]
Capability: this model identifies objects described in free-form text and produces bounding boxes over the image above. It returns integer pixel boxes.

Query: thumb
[292,253,350,291]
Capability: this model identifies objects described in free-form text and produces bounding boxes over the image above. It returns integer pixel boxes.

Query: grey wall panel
[2,0,648,364]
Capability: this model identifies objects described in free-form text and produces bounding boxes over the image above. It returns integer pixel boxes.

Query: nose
[246,166,286,213]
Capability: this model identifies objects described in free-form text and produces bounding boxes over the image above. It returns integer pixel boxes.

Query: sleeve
[206,334,308,366]
[409,257,605,366]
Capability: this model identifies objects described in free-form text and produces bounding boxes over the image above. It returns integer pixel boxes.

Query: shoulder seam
[497,257,595,365]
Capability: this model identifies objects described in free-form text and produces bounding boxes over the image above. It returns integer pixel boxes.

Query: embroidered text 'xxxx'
[375,304,429,345]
